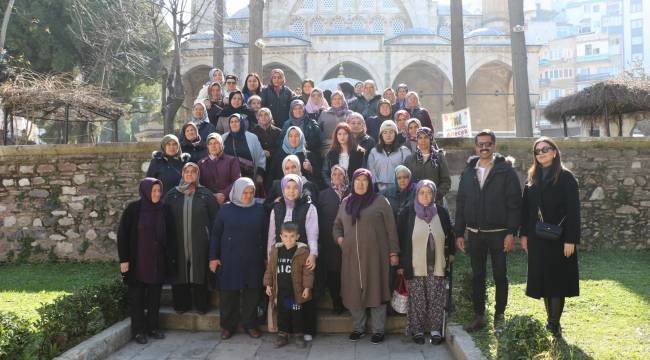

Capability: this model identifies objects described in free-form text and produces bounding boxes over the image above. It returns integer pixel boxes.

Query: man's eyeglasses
[226,81,236,85]
[534,146,554,155]
[476,141,494,149]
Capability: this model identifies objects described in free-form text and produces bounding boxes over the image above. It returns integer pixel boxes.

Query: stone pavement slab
[106,331,454,360]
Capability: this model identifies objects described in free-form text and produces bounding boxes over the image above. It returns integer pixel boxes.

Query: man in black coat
[454,129,522,333]
[348,80,382,119]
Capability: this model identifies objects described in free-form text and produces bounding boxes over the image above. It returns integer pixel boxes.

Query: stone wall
[1,138,649,262]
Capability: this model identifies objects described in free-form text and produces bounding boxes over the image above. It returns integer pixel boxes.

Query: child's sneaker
[294,333,307,348]
[274,332,289,348]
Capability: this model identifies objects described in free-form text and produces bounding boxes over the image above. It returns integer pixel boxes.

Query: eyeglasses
[226,81,236,85]
[476,141,494,149]
[534,146,554,155]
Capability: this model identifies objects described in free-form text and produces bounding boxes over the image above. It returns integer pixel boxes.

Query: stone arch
[466,55,512,84]
[262,62,303,91]
[466,60,515,132]
[182,64,212,123]
[322,61,374,83]
[317,57,382,88]
[391,61,453,133]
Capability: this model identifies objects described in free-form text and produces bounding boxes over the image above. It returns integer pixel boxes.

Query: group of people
[117,68,581,349]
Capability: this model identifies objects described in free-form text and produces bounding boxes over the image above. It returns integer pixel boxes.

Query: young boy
[264,222,314,348]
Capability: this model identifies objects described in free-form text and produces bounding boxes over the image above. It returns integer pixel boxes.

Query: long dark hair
[242,73,262,95]
[527,136,564,186]
[330,122,357,154]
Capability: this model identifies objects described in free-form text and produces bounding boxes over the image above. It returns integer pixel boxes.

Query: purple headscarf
[280,174,303,208]
[344,168,378,224]
[139,177,164,211]
[414,179,438,223]
[327,90,349,117]
[136,177,166,283]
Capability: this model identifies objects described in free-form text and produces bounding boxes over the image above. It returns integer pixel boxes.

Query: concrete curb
[54,319,131,360]
[446,323,487,360]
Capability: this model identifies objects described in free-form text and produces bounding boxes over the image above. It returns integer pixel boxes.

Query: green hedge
[0,277,127,360]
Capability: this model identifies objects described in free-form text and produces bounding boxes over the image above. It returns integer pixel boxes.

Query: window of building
[342,0,353,9]
[606,3,620,15]
[585,44,592,55]
[632,44,644,54]
[229,30,241,42]
[553,69,559,78]
[312,18,325,34]
[332,17,345,31]
[631,19,644,29]
[632,36,644,45]
[302,0,315,9]
[383,0,397,8]
[631,0,643,13]
[322,0,335,10]
[351,18,365,31]
[569,69,573,77]
[361,0,374,9]
[392,19,405,35]
[371,17,384,34]
[291,18,306,37]
[579,19,591,34]
[593,4,599,12]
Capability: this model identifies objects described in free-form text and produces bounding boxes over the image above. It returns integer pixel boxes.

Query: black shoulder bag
[534,184,566,241]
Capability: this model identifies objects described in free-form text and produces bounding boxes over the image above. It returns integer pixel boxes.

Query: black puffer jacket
[454,153,522,235]
[145,151,191,197]
[349,94,382,119]
[260,86,296,129]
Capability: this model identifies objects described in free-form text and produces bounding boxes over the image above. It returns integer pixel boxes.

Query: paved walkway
[107,331,454,360]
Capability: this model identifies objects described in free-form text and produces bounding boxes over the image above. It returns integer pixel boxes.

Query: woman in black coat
[146,135,191,197]
[317,165,349,314]
[117,178,172,344]
[180,122,207,163]
[520,137,580,337]
[269,126,323,188]
[322,122,365,186]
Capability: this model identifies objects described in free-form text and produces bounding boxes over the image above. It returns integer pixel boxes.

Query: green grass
[0,262,117,321]
[450,249,650,359]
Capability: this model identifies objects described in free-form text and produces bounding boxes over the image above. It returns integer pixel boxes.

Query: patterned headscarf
[327,90,349,117]
[176,162,201,195]
[330,164,349,199]
[344,168,378,224]
[415,127,439,167]
[191,101,209,124]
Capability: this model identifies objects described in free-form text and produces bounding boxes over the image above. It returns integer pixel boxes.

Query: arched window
[371,17,384,34]
[291,18,306,37]
[392,19,405,35]
[342,0,354,9]
[230,30,241,42]
[311,18,325,34]
[332,17,345,31]
[351,18,365,31]
[361,0,374,9]
[322,0,335,10]
[383,0,397,8]
[302,0,315,9]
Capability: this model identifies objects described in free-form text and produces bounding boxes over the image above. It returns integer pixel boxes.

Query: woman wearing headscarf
[318,90,351,156]
[261,68,296,129]
[367,120,412,192]
[250,108,283,188]
[164,163,218,314]
[180,122,207,163]
[305,88,329,122]
[366,99,393,142]
[146,134,191,197]
[281,99,323,155]
[216,91,256,134]
[197,133,241,205]
[393,110,410,146]
[118,178,170,344]
[242,73,263,102]
[405,91,433,130]
[317,165,349,314]
[403,127,451,207]
[206,82,224,125]
[300,79,315,104]
[194,68,224,103]
[209,177,267,340]
[265,154,321,211]
[381,165,416,225]
[404,118,421,153]
[322,122,365,185]
[347,112,376,161]
[222,114,266,195]
[187,101,217,147]
[267,174,320,341]
[337,81,356,102]
[270,126,322,188]
[520,137,580,338]
[397,180,455,345]
[333,169,400,344]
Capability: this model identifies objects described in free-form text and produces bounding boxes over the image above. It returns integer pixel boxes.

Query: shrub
[0,312,32,360]
[36,277,128,359]
[496,315,552,360]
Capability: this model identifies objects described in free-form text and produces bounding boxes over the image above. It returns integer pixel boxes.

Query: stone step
[159,307,406,334]
[160,285,336,309]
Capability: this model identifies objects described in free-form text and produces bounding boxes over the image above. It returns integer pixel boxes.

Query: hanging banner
[442,108,472,138]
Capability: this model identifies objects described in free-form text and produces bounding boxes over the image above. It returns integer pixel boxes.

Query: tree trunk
[603,105,611,137]
[248,0,264,75]
[508,0,533,137]
[0,0,15,52]
[213,0,224,70]
[450,0,467,111]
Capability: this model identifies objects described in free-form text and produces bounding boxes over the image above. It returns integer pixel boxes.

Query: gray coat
[403,150,452,206]
[367,146,411,187]
[164,186,218,285]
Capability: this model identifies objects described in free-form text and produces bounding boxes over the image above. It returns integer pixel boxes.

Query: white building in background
[623,0,649,71]
[179,0,543,134]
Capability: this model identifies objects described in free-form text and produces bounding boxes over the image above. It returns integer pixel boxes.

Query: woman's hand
[520,236,528,254]
[274,196,282,203]
[306,254,316,271]
[266,286,273,297]
[336,237,344,247]
[564,243,575,258]
[120,262,129,273]
[448,255,454,264]
[263,150,271,158]
[215,193,226,204]
[209,259,221,273]
[302,288,311,299]
[390,254,399,266]
[303,160,312,173]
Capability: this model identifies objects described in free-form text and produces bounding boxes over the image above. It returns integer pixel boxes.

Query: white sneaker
[304,334,313,342]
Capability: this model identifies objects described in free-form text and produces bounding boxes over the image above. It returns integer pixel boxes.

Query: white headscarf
[229,177,256,208]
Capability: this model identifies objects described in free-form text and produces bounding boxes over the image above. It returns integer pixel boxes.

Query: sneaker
[349,331,365,342]
[370,333,384,344]
[430,331,443,345]
[412,333,425,344]
[493,313,505,335]
[295,334,307,348]
[304,334,313,342]
[463,315,486,333]
[274,333,289,348]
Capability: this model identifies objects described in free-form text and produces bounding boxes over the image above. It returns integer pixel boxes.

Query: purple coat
[197,154,241,200]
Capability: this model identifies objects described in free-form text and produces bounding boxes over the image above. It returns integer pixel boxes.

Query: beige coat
[332,195,399,310]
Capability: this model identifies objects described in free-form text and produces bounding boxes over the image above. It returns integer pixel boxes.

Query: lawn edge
[53,319,131,360]
[446,323,487,360]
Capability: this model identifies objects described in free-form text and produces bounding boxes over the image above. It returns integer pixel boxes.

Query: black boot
[548,297,565,337]
[543,298,552,331]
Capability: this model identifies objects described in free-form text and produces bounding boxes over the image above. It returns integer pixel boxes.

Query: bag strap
[536,181,567,226]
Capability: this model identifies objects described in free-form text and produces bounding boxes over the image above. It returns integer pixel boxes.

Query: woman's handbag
[535,206,566,241]
[391,274,409,314]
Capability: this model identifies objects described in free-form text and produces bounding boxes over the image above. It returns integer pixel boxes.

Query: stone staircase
[158,285,406,333]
